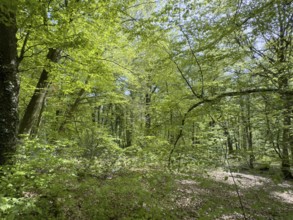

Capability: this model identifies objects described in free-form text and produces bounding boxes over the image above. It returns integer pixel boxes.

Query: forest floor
[5,162,293,219]
[172,168,293,219]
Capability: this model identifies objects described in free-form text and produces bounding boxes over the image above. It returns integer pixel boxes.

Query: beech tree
[234,0,293,178]
[1,1,293,218]
[0,1,18,165]
[153,0,293,177]
[0,0,291,176]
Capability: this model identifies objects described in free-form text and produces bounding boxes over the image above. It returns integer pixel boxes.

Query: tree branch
[125,1,156,10]
[179,25,205,98]
[161,46,201,99]
[17,31,30,64]
[168,88,293,169]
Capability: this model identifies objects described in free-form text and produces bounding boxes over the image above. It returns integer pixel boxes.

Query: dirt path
[174,169,293,219]
[208,169,293,204]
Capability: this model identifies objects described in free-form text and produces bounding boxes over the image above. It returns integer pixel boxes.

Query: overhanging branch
[168,88,293,168]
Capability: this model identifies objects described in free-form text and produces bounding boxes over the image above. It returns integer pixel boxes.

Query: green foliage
[0,138,178,219]
[72,171,176,220]
[1,0,293,218]
[0,131,182,218]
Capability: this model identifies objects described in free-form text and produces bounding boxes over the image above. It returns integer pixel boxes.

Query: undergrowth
[0,139,292,219]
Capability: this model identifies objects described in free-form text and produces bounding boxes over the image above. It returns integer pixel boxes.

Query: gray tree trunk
[19,48,60,136]
[0,4,19,165]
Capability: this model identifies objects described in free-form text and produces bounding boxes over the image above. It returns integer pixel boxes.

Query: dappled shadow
[271,190,293,204]
[173,169,293,219]
[208,169,271,188]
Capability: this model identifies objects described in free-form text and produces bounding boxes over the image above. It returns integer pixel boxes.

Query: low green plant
[0,138,178,219]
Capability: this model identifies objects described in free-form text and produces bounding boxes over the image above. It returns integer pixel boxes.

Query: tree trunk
[58,86,87,132]
[240,95,254,168]
[280,92,293,179]
[226,130,234,155]
[222,124,233,155]
[125,110,133,148]
[245,95,254,169]
[287,88,293,166]
[19,48,60,136]
[0,4,19,165]
[191,122,196,146]
[291,129,293,166]
[31,89,48,137]
[145,92,151,135]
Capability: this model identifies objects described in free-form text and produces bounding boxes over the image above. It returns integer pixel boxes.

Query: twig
[167,88,292,169]
[161,46,201,99]
[179,25,205,98]
[225,157,248,220]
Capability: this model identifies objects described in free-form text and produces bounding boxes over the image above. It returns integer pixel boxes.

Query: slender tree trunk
[58,87,86,132]
[239,98,247,151]
[125,128,132,148]
[19,48,60,136]
[246,95,254,169]
[31,89,48,137]
[290,134,293,166]
[125,109,133,148]
[222,123,233,154]
[227,132,234,155]
[280,92,292,179]
[277,6,292,178]
[0,4,19,165]
[240,95,254,168]
[291,122,293,165]
[263,97,282,159]
[145,92,151,135]
[191,122,196,146]
[287,89,293,166]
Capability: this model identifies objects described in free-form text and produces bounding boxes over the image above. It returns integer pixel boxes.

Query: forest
[0,0,292,219]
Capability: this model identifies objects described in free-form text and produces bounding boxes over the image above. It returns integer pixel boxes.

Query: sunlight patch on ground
[271,190,293,204]
[216,212,243,220]
[176,179,207,194]
[278,182,292,188]
[175,179,203,210]
[209,169,293,205]
[178,179,198,186]
[208,169,270,188]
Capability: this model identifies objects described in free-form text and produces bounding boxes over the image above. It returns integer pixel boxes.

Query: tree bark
[244,95,254,169]
[225,129,234,155]
[19,48,60,136]
[0,4,19,165]
[219,120,234,155]
[168,88,292,168]
[280,92,292,179]
[58,87,86,132]
[145,92,151,134]
[277,2,292,178]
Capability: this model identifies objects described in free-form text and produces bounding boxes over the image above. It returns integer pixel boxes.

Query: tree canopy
[0,0,292,219]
